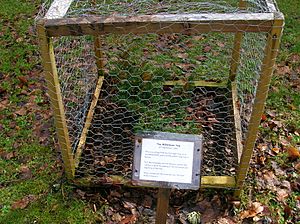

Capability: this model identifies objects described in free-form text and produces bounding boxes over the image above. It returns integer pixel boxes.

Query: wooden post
[234,14,284,198]
[37,21,75,179]
[156,188,171,224]
[229,0,246,81]
[94,36,105,74]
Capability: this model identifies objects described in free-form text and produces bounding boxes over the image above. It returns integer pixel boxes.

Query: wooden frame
[37,22,75,179]
[43,13,275,37]
[234,13,284,198]
[73,175,236,189]
[37,0,284,198]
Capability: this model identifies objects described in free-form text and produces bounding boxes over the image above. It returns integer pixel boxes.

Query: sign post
[132,132,203,223]
[156,188,171,224]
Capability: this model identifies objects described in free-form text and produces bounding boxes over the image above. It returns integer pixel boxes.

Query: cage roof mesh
[38,0,278,20]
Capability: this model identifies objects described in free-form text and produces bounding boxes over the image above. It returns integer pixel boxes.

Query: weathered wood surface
[156,188,171,224]
[42,13,275,37]
[231,82,243,162]
[164,80,227,88]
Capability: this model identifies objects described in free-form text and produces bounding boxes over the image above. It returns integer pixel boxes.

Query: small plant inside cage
[37,0,284,194]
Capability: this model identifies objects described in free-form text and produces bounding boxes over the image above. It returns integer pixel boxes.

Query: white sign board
[140,139,194,183]
[132,132,203,190]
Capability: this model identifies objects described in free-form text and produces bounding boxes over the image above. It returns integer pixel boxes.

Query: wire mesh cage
[36,0,284,196]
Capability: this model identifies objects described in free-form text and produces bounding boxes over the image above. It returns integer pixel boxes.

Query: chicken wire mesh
[37,0,284,189]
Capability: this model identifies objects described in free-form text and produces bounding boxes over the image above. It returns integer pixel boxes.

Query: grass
[0,0,299,223]
[238,0,300,219]
[0,0,96,222]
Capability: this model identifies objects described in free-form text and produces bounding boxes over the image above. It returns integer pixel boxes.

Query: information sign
[132,132,203,190]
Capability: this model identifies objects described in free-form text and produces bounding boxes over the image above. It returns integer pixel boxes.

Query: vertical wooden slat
[74,36,105,166]
[94,36,105,74]
[156,188,171,224]
[74,76,104,166]
[229,0,246,81]
[37,21,75,179]
[231,82,243,162]
[234,14,284,198]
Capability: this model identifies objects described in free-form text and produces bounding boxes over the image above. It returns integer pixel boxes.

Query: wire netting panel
[73,33,240,182]
[66,0,271,17]
[53,36,98,151]
[236,32,268,140]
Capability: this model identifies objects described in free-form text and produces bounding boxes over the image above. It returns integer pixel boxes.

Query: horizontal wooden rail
[72,175,236,188]
[164,80,227,88]
[42,13,276,37]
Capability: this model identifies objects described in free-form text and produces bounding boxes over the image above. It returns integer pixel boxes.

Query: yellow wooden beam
[37,21,75,179]
[74,76,104,167]
[201,176,236,188]
[164,80,227,88]
[234,13,284,198]
[72,175,236,189]
[231,82,243,162]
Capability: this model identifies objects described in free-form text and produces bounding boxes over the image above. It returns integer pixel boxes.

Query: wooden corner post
[37,21,75,179]
[229,0,246,81]
[234,13,284,198]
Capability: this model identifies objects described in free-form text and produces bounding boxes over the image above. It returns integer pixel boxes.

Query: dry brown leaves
[239,202,264,220]
[11,195,38,210]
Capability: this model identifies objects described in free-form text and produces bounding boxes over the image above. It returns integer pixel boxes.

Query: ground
[0,0,299,223]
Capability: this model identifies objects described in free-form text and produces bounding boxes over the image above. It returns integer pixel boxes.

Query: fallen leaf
[11,195,37,210]
[276,65,291,75]
[110,190,122,198]
[280,139,290,146]
[271,147,280,154]
[286,146,300,160]
[289,53,300,63]
[112,213,122,222]
[240,202,264,219]
[177,53,188,59]
[266,110,276,118]
[217,42,225,48]
[175,63,194,71]
[195,55,207,62]
[123,201,136,210]
[281,180,291,191]
[15,107,27,116]
[276,188,289,202]
[283,205,292,220]
[18,76,28,84]
[203,45,212,53]
[19,165,33,180]
[193,36,205,41]
[0,99,9,111]
[216,217,236,224]
[261,114,267,121]
[120,215,137,224]
[0,150,17,160]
